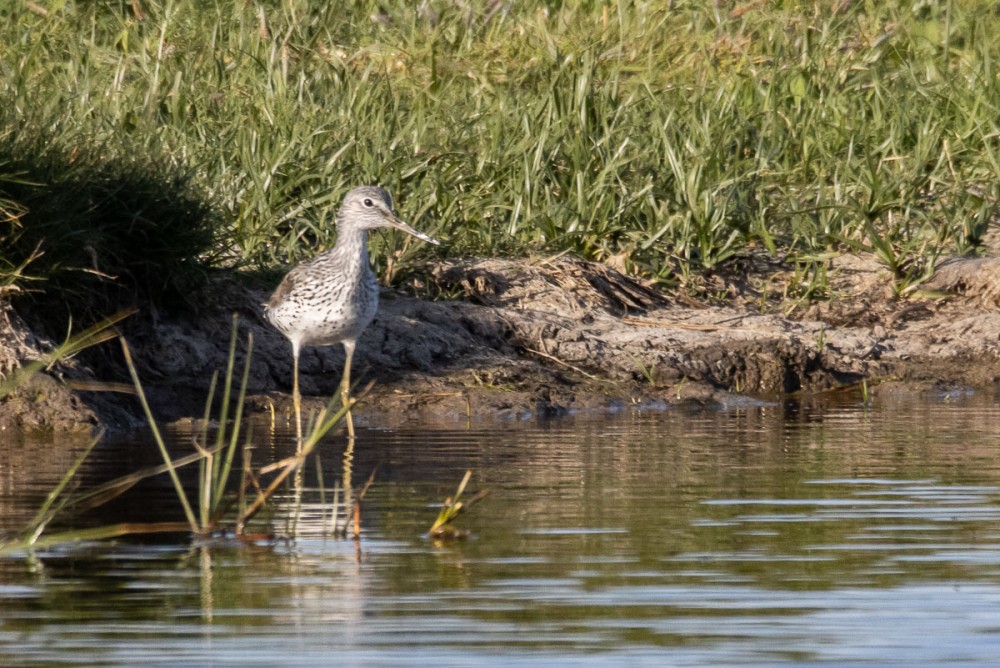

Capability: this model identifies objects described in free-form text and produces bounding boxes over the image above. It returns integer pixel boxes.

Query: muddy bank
[3,253,1000,433]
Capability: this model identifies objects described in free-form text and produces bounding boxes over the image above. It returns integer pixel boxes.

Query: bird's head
[338,186,440,245]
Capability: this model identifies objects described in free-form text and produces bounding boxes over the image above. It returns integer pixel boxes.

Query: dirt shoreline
[3,253,1000,434]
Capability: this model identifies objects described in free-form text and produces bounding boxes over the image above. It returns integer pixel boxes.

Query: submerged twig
[352,465,379,539]
[0,523,191,557]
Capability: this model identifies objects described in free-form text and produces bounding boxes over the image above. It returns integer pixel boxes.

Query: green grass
[3,0,1000,306]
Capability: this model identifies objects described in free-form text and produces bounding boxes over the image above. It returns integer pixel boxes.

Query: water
[3,394,1000,665]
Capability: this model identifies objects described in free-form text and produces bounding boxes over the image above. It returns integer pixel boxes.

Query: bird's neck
[325,226,372,277]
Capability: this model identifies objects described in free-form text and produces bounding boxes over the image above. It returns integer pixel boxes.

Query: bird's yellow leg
[293,344,303,450]
[341,340,356,439]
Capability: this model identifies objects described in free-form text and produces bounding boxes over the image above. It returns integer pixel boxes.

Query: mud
[3,253,1000,434]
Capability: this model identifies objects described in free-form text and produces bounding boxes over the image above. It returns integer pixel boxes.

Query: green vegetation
[0,316,356,554]
[0,131,219,312]
[429,469,487,540]
[2,0,1000,305]
[121,314,351,537]
[0,309,132,398]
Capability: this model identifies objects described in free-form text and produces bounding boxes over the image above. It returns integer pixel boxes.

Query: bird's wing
[265,248,341,310]
[266,266,302,309]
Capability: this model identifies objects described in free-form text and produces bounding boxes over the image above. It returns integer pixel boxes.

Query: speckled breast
[266,273,379,348]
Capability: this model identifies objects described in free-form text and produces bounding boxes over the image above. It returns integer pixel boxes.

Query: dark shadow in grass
[0,124,227,429]
[0,127,221,326]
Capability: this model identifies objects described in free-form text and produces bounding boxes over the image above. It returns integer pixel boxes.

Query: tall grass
[120,314,351,536]
[0,314,354,554]
[0,309,134,398]
[0,129,219,316]
[2,1,1000,300]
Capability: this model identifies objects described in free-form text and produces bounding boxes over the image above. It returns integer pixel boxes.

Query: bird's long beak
[385,214,440,246]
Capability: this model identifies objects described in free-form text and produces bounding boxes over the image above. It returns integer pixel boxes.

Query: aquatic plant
[0,314,357,554]
[429,470,488,540]
[121,314,354,536]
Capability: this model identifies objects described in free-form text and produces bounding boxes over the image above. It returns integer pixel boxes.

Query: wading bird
[265,186,439,441]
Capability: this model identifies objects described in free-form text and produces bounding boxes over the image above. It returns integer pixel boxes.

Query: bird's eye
[362,198,374,207]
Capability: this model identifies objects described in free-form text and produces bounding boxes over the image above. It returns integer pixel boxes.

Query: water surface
[2,394,1000,665]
